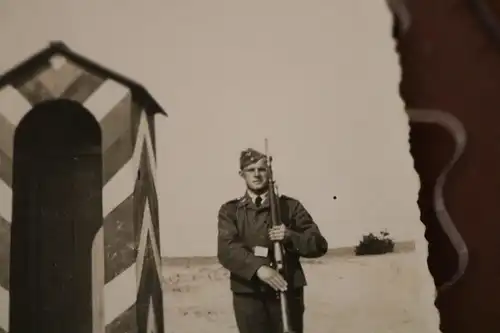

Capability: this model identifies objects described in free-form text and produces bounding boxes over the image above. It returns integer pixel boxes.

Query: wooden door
[9,99,102,333]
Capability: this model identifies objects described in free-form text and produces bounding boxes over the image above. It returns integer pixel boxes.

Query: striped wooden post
[0,43,166,333]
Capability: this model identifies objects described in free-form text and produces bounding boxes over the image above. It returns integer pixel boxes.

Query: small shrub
[354,229,395,256]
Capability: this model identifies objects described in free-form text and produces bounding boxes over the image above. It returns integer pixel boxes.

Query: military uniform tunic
[217,192,328,333]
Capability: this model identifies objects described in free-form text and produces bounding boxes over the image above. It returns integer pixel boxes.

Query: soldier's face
[240,158,269,192]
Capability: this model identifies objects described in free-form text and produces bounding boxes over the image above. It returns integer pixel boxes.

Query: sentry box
[0,42,166,333]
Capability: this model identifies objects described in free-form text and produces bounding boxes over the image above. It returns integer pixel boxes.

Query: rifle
[264,138,294,333]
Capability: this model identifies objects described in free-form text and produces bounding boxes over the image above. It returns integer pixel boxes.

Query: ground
[161,248,437,333]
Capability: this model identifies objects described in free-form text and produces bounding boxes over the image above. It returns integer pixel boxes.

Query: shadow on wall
[393,0,500,332]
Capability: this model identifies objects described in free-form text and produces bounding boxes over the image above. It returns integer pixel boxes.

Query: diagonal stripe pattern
[104,111,163,332]
[0,54,164,333]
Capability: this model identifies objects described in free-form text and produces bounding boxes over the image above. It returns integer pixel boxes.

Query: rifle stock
[264,139,294,333]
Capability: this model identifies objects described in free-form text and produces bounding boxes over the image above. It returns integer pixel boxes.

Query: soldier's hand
[256,265,287,291]
[268,225,288,242]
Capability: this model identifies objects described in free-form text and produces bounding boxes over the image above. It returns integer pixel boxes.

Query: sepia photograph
[0,1,439,333]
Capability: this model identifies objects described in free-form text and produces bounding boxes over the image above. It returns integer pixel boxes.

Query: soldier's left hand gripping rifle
[264,139,294,333]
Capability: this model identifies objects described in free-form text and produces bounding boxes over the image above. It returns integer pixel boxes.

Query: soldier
[217,148,328,333]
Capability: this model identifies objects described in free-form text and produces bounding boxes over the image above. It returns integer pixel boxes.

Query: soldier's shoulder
[222,198,240,206]
[278,194,304,208]
[219,196,245,210]
[279,194,299,203]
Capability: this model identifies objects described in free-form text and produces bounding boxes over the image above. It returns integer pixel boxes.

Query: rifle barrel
[265,139,294,333]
